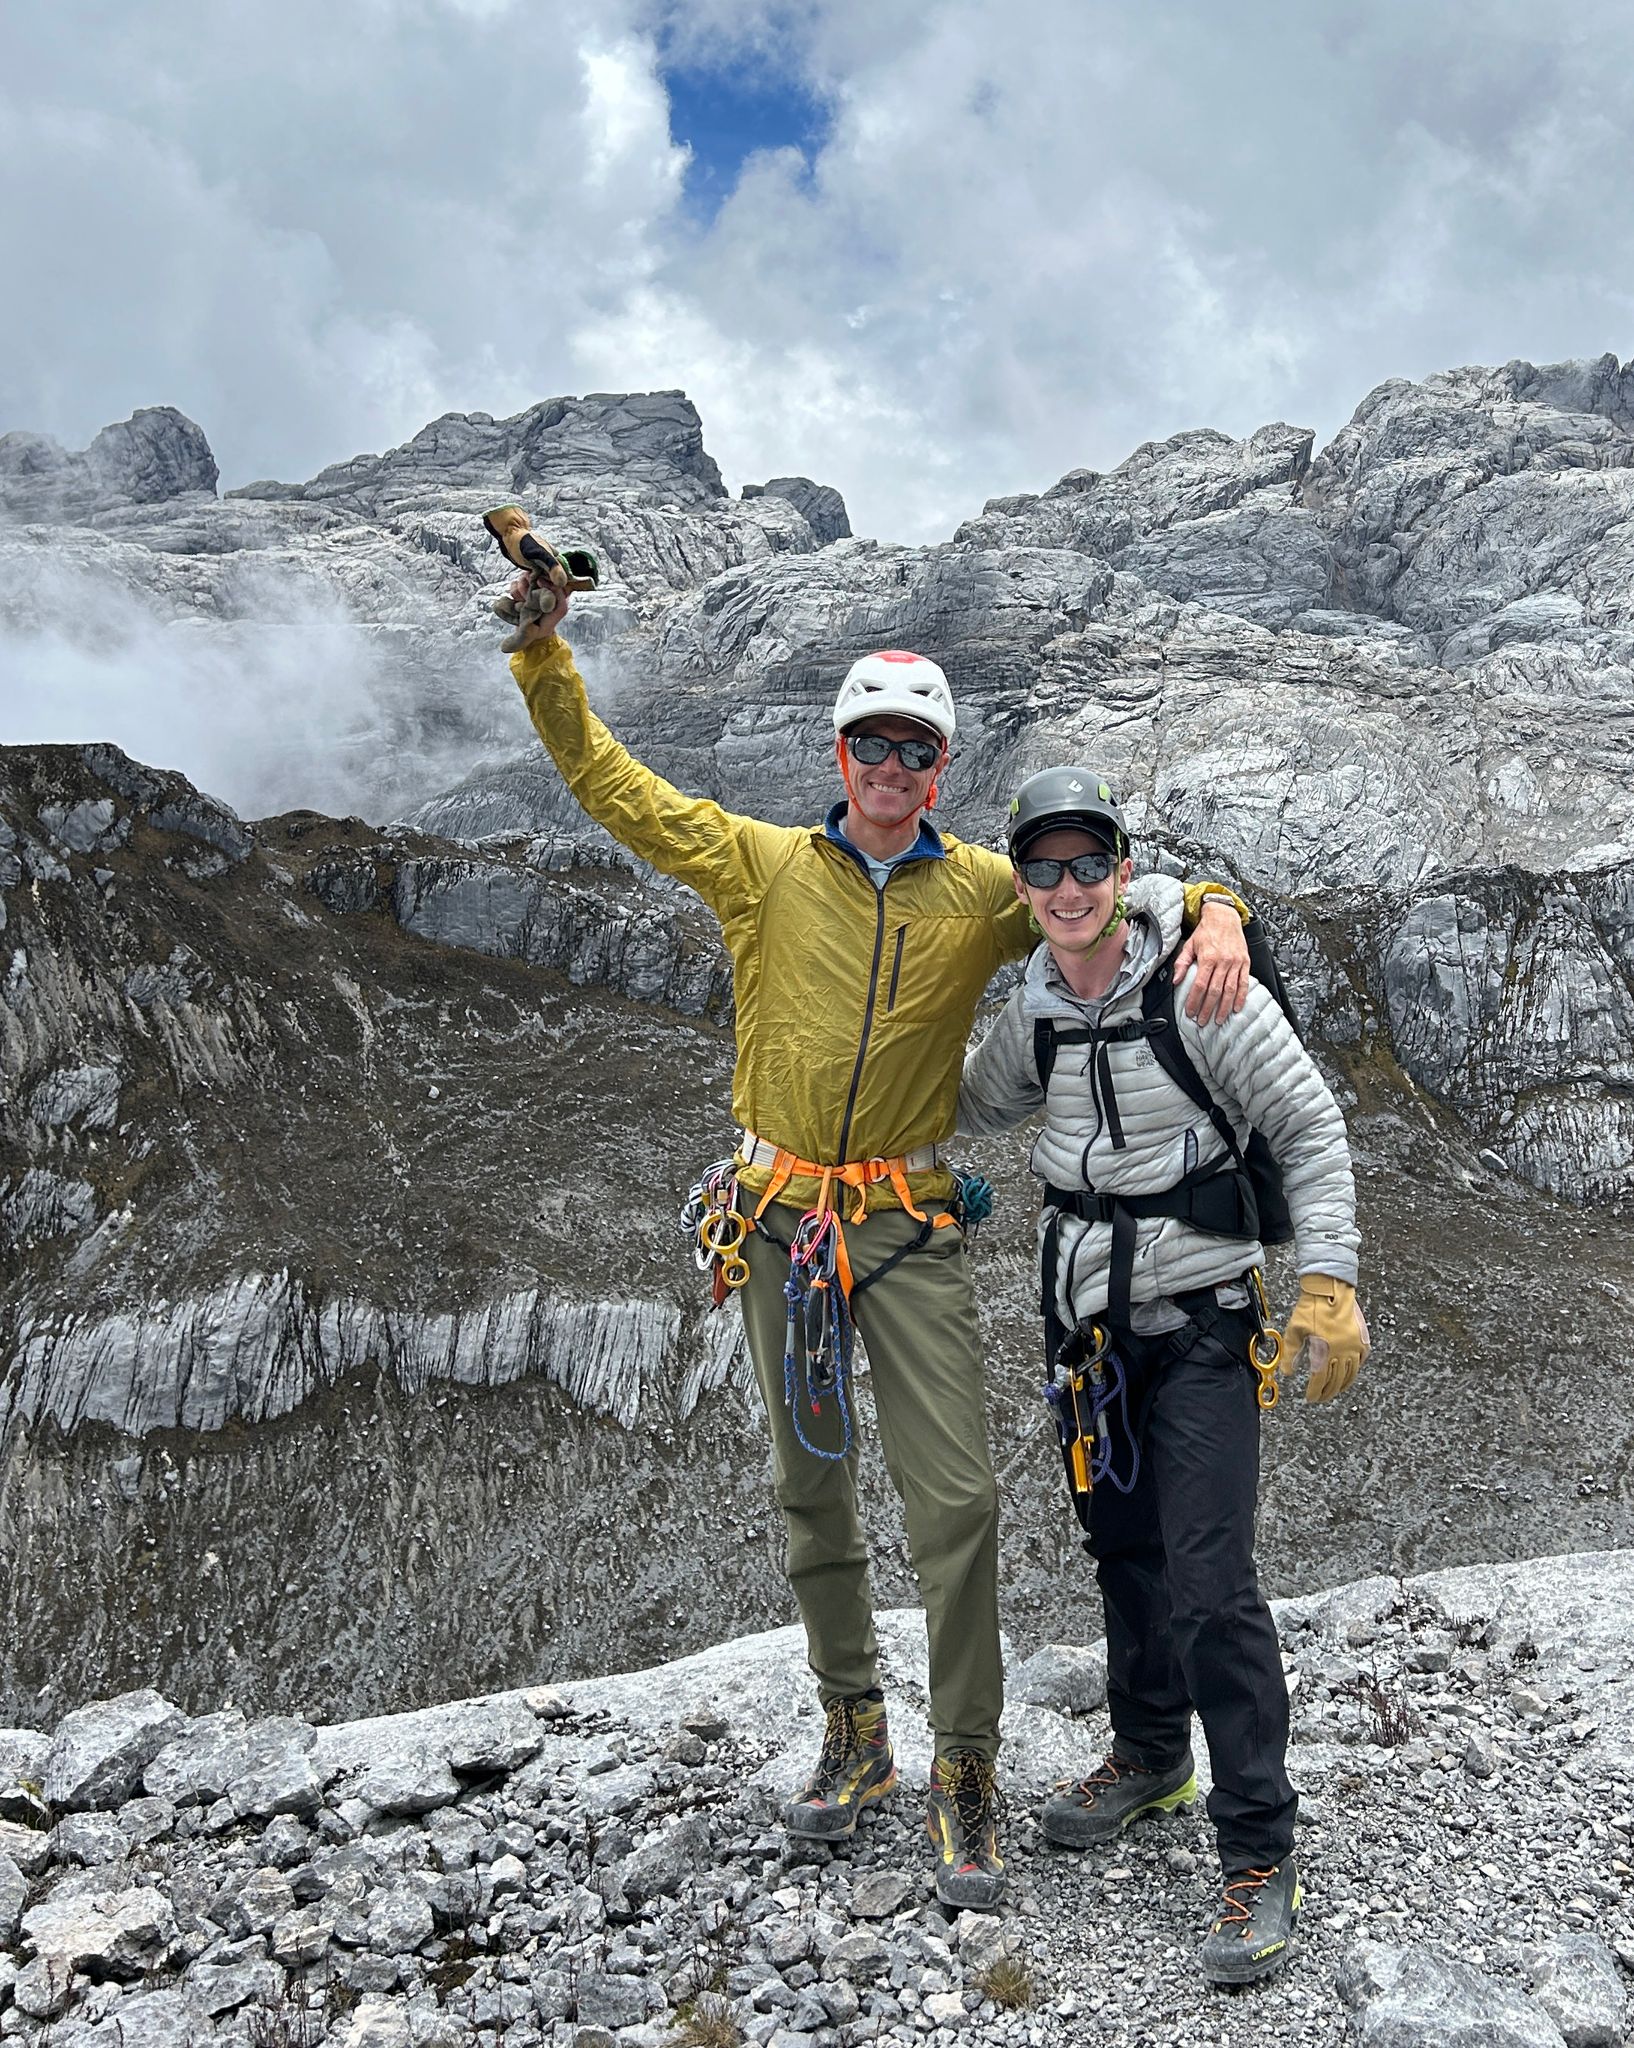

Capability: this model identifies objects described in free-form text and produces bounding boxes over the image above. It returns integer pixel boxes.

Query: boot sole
[1041,1774,1199,1849]
[782,1768,899,1841]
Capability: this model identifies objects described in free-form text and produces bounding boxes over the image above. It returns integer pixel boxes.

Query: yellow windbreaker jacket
[513,636,1229,1215]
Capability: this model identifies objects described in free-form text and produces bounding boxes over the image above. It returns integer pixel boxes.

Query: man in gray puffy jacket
[959,766,1369,1987]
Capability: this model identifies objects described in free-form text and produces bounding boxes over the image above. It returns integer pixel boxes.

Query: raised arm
[510,626,796,925]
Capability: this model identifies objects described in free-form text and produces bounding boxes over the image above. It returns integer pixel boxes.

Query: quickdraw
[1246,1267,1283,1411]
[680,1160,751,1303]
[1044,1321,1139,1506]
[783,1208,855,1462]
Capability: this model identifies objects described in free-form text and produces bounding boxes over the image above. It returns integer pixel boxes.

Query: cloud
[3,0,1634,543]
[0,554,527,822]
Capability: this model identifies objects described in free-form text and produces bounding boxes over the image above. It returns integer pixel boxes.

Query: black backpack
[1034,915,1299,1338]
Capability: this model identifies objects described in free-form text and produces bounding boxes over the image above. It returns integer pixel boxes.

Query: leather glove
[1281,1274,1369,1404]
[483,506,599,652]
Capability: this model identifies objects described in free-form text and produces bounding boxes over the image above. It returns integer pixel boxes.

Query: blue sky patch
[662,55,828,215]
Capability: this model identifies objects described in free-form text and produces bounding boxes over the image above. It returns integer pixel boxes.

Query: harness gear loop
[1042,1320,1140,1525]
[680,1159,752,1299]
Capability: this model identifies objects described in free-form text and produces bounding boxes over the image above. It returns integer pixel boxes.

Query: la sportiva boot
[1040,1749,1198,1848]
[1199,1858,1302,1986]
[782,1693,897,1840]
[926,1750,1007,1910]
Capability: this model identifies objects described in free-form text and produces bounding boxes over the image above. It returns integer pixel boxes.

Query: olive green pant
[738,1204,1003,1760]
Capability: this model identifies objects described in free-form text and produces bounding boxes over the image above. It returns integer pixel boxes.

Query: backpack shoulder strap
[1142,963,1242,1161]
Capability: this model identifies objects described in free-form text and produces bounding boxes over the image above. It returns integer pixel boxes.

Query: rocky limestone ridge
[0,410,219,523]
[0,1554,1629,2048]
[741,479,852,546]
[0,391,850,821]
[2,737,1632,1724]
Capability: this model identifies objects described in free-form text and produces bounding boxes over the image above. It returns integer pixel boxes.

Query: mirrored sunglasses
[1018,850,1116,889]
[847,732,942,772]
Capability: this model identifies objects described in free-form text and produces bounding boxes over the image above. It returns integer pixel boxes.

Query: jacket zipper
[886,925,907,1011]
[834,875,893,1163]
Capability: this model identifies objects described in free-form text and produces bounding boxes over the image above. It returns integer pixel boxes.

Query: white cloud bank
[2,0,1633,540]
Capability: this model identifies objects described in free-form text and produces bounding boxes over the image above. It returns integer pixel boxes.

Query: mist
[0,557,531,824]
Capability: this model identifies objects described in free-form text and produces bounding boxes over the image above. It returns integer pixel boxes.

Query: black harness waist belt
[1041,1162,1261,1331]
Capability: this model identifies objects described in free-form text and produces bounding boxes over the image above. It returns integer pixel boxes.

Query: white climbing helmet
[832,650,956,743]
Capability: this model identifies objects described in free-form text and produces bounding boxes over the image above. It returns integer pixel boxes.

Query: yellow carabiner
[719,1250,750,1290]
[699,1209,747,1257]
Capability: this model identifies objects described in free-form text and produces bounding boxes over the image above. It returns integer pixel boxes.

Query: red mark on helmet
[875,650,922,663]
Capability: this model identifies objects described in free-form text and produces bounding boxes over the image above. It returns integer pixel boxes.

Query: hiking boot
[1039,1749,1198,1848]
[926,1751,1007,1910]
[782,1693,897,1840]
[1199,1858,1302,1986]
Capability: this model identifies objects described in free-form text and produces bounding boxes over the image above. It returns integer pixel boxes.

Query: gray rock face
[743,475,852,544]
[21,1884,179,1975]
[0,1848,24,1942]
[240,390,728,514]
[44,1691,188,1811]
[1527,1934,1629,2048]
[28,1064,120,1130]
[0,408,217,521]
[143,1712,249,1805]
[1338,1942,1568,2047]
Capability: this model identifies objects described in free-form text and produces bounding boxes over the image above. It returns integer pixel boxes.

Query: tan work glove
[1281,1274,1370,1403]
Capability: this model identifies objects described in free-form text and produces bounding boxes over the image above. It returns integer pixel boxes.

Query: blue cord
[783,1214,854,1461]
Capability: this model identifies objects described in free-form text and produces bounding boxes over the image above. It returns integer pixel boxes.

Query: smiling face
[1013,823,1133,959]
[837,714,948,832]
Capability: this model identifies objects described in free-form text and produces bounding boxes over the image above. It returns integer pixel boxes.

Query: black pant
[1087,1299,1296,1871]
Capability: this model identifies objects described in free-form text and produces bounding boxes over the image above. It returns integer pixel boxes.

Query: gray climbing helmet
[1006,767,1127,860]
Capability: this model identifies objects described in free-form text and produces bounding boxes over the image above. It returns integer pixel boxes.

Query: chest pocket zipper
[886,925,907,1010]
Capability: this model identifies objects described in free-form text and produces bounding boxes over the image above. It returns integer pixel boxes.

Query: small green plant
[669,1994,742,2048]
[978,1955,1036,2010]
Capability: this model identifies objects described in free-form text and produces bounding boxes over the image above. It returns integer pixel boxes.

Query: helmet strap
[1079,892,1127,960]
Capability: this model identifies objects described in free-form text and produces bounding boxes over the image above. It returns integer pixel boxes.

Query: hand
[513,578,570,649]
[1281,1275,1369,1403]
[1174,898,1249,1025]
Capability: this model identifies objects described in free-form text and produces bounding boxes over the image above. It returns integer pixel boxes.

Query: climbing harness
[1246,1267,1284,1411]
[1044,1320,1140,1526]
[680,1159,751,1304]
[684,1136,992,1463]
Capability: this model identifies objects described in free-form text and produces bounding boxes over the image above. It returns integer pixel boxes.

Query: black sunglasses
[846,732,942,772]
[1017,850,1116,889]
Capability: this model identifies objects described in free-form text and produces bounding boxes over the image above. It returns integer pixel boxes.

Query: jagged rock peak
[0,408,218,522]
[742,474,852,544]
[228,388,728,516]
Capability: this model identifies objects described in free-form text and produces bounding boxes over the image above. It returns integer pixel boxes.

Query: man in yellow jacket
[505,573,1249,1908]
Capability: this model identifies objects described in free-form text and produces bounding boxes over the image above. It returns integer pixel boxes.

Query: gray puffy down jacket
[958,877,1359,1327]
